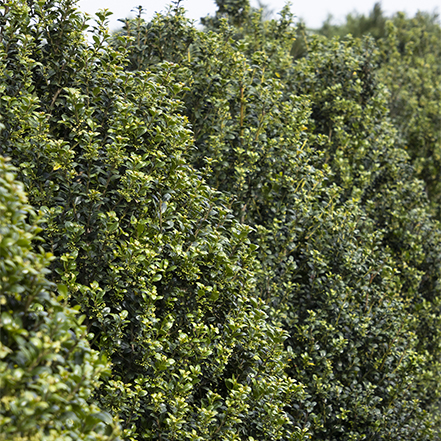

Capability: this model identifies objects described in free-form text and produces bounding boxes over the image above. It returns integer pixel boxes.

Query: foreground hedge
[0,156,121,440]
[0,1,302,439]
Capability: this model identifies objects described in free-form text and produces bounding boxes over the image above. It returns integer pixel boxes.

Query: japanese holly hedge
[318,5,441,218]
[291,27,441,438]
[378,13,441,218]
[0,156,121,441]
[117,1,441,439]
[288,33,441,440]
[2,0,441,440]
[0,1,303,440]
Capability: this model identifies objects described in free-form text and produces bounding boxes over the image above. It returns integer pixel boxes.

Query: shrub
[0,156,121,440]
[289,30,441,440]
[117,3,441,439]
[0,1,302,439]
[378,13,441,217]
[317,5,441,218]
[2,0,441,439]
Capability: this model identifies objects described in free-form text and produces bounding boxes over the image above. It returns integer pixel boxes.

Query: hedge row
[1,1,440,440]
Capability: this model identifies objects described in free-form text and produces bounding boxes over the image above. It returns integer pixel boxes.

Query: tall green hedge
[0,1,302,440]
[289,33,441,439]
[1,0,441,440]
[117,1,441,439]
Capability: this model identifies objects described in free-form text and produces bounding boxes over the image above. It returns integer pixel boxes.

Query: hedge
[1,0,440,440]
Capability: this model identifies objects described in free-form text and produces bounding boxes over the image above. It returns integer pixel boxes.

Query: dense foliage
[1,0,440,440]
[318,3,441,218]
[0,1,299,440]
[0,156,121,440]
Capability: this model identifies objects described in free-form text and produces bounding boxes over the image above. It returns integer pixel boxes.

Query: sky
[77,0,440,31]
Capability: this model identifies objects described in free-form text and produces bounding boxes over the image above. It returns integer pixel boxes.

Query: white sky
[77,0,440,31]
